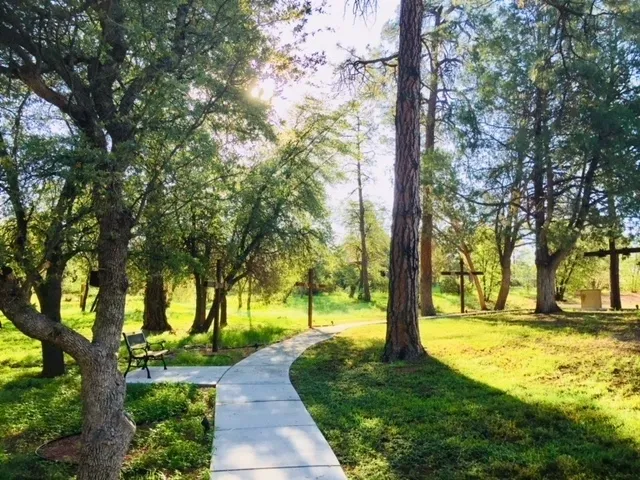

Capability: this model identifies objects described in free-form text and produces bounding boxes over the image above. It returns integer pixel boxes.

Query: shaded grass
[0,376,213,479]
[291,312,640,480]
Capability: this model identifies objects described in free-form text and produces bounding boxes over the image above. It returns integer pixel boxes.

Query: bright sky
[274,0,401,242]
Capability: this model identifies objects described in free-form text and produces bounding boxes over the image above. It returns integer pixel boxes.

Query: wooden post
[308,268,313,329]
[212,259,222,352]
[459,257,465,313]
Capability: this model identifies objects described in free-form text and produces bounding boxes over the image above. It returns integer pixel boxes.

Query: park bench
[122,332,168,379]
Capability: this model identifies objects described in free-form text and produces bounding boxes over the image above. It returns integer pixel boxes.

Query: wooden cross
[584,245,640,310]
[294,269,326,328]
[441,258,484,314]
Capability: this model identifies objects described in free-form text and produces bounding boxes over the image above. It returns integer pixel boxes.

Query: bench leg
[143,357,151,379]
[161,355,167,370]
[124,357,133,378]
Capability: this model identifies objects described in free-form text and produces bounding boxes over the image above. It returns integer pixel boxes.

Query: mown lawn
[0,291,385,479]
[0,288,538,478]
[291,312,640,480]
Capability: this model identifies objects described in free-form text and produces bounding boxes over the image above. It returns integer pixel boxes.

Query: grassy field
[291,312,640,480]
[0,291,386,479]
[0,286,544,478]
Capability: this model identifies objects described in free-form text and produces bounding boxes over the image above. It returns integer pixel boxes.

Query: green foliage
[471,226,502,302]
[338,200,390,293]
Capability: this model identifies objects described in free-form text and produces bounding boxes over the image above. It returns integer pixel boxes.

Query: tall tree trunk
[532,86,562,314]
[80,274,90,312]
[494,255,512,310]
[247,275,252,313]
[460,247,487,310]
[358,156,371,302]
[221,291,228,328]
[189,273,208,333]
[35,261,66,378]
[142,274,171,332]
[204,289,220,330]
[609,237,621,310]
[420,211,436,315]
[212,260,222,351]
[536,262,562,313]
[419,8,441,318]
[237,280,244,310]
[355,119,371,302]
[608,196,622,310]
[142,178,171,333]
[78,149,136,479]
[78,358,134,480]
[383,0,426,362]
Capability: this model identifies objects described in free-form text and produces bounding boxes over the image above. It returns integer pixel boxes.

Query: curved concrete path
[211,323,379,479]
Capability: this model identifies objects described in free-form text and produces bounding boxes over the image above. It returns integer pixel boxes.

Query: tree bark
[420,211,437,316]
[383,0,426,363]
[0,265,135,480]
[237,280,244,310]
[212,260,222,351]
[142,274,172,332]
[609,238,622,310]
[190,273,209,333]
[608,196,622,310]
[536,262,562,313]
[247,274,252,313]
[80,275,90,312]
[80,144,137,478]
[35,262,66,378]
[355,119,372,302]
[77,358,135,480]
[494,255,511,310]
[221,291,228,328]
[532,86,562,314]
[419,7,441,318]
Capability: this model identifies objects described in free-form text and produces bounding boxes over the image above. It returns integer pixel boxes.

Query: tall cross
[584,245,640,310]
[441,258,484,314]
[294,269,325,328]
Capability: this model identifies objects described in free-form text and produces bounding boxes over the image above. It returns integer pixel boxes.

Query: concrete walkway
[126,365,230,385]
[125,322,380,478]
[211,323,377,479]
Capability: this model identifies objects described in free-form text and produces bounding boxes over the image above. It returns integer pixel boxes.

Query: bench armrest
[147,340,166,350]
[130,346,148,356]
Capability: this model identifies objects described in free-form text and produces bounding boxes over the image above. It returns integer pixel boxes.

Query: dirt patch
[37,426,151,464]
[37,434,83,464]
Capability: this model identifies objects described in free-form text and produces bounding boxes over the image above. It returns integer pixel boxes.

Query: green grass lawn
[0,287,541,478]
[291,312,640,480]
[0,291,385,479]
[0,380,214,479]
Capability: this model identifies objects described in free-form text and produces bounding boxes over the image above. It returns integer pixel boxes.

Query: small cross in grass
[441,258,484,314]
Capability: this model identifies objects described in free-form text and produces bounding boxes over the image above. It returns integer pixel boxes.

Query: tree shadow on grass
[291,336,640,480]
[470,312,640,345]
[0,374,208,479]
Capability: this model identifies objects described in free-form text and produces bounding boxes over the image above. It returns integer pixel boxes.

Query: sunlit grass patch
[291,312,640,480]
